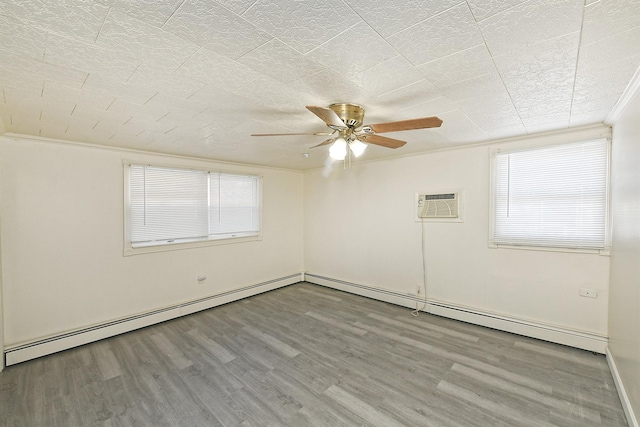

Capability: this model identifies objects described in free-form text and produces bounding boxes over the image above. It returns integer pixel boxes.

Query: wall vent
[417,192,459,218]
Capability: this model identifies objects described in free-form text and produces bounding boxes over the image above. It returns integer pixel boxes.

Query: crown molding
[605,65,640,124]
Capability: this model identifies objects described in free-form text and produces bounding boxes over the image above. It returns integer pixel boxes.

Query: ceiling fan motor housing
[328,103,365,128]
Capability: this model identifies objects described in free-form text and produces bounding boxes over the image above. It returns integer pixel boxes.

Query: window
[125,163,260,252]
[490,139,609,252]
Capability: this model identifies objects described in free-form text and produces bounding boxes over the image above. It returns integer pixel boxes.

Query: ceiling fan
[252,103,443,161]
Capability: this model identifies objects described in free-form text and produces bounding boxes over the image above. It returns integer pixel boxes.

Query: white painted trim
[305,274,608,354]
[607,347,639,427]
[0,134,302,173]
[605,65,640,125]
[4,274,301,366]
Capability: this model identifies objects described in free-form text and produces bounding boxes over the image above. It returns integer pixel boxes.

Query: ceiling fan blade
[368,116,443,133]
[310,138,336,148]
[360,134,406,149]
[306,106,347,129]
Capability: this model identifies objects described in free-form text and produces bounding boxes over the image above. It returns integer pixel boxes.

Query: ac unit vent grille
[418,192,459,218]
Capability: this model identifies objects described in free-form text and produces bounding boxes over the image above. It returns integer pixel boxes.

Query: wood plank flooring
[0,282,628,426]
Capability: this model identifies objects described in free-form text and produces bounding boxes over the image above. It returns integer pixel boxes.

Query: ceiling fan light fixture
[349,139,367,157]
[329,137,347,160]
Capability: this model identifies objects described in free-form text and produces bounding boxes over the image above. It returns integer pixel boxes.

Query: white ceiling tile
[569,108,611,127]
[387,3,482,66]
[45,34,139,83]
[176,48,261,93]
[479,0,583,57]
[577,26,640,66]
[184,85,252,114]
[126,62,206,99]
[39,120,71,139]
[343,0,460,38]
[571,94,621,120]
[82,74,160,106]
[351,56,424,96]
[455,94,521,127]
[466,0,528,22]
[62,125,91,142]
[574,28,640,104]
[436,110,489,143]
[2,0,109,43]
[108,0,184,27]
[114,118,151,137]
[475,113,524,131]
[108,101,173,127]
[493,32,579,122]
[574,54,640,107]
[242,0,362,54]
[162,0,272,60]
[215,0,256,15]
[2,82,44,106]
[289,70,368,107]
[521,111,570,128]
[582,0,640,46]
[40,104,76,125]
[237,39,325,84]
[0,14,48,61]
[95,9,200,68]
[417,44,496,88]
[69,105,114,125]
[438,72,508,103]
[233,76,313,117]
[482,123,528,139]
[398,96,458,118]
[375,79,441,110]
[306,22,398,78]
[524,121,570,135]
[0,51,89,91]
[42,83,116,111]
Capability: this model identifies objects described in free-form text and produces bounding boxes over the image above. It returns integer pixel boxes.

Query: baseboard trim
[606,347,639,427]
[4,273,302,366]
[305,274,608,354]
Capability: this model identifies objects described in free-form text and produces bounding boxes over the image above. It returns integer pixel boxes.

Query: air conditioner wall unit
[417,192,460,219]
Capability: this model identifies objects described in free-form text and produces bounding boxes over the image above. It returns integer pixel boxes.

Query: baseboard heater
[304,273,608,354]
[4,274,302,366]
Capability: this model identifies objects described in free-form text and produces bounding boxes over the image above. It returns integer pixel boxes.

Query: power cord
[411,219,428,316]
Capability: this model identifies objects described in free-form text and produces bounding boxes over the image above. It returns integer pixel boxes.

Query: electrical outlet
[579,288,597,298]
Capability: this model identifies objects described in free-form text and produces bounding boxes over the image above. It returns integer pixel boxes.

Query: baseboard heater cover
[607,347,639,427]
[4,273,302,366]
[304,273,608,354]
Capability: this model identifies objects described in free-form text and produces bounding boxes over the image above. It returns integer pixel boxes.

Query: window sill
[488,242,610,256]
[124,234,261,256]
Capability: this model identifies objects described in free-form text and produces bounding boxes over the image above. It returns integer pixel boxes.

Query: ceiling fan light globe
[329,138,347,160]
[349,139,367,157]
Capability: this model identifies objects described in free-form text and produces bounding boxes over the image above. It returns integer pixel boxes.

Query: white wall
[304,128,611,342]
[609,86,640,423]
[0,135,304,347]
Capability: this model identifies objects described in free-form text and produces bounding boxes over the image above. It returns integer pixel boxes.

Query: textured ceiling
[1,0,639,170]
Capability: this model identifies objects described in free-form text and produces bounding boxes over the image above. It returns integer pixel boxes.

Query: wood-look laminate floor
[0,282,628,426]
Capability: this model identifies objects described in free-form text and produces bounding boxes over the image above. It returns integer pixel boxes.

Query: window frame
[123,160,262,256]
[488,138,611,255]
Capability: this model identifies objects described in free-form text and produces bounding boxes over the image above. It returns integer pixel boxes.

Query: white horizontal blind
[130,165,209,245]
[128,164,260,248]
[210,173,260,237]
[492,139,609,249]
